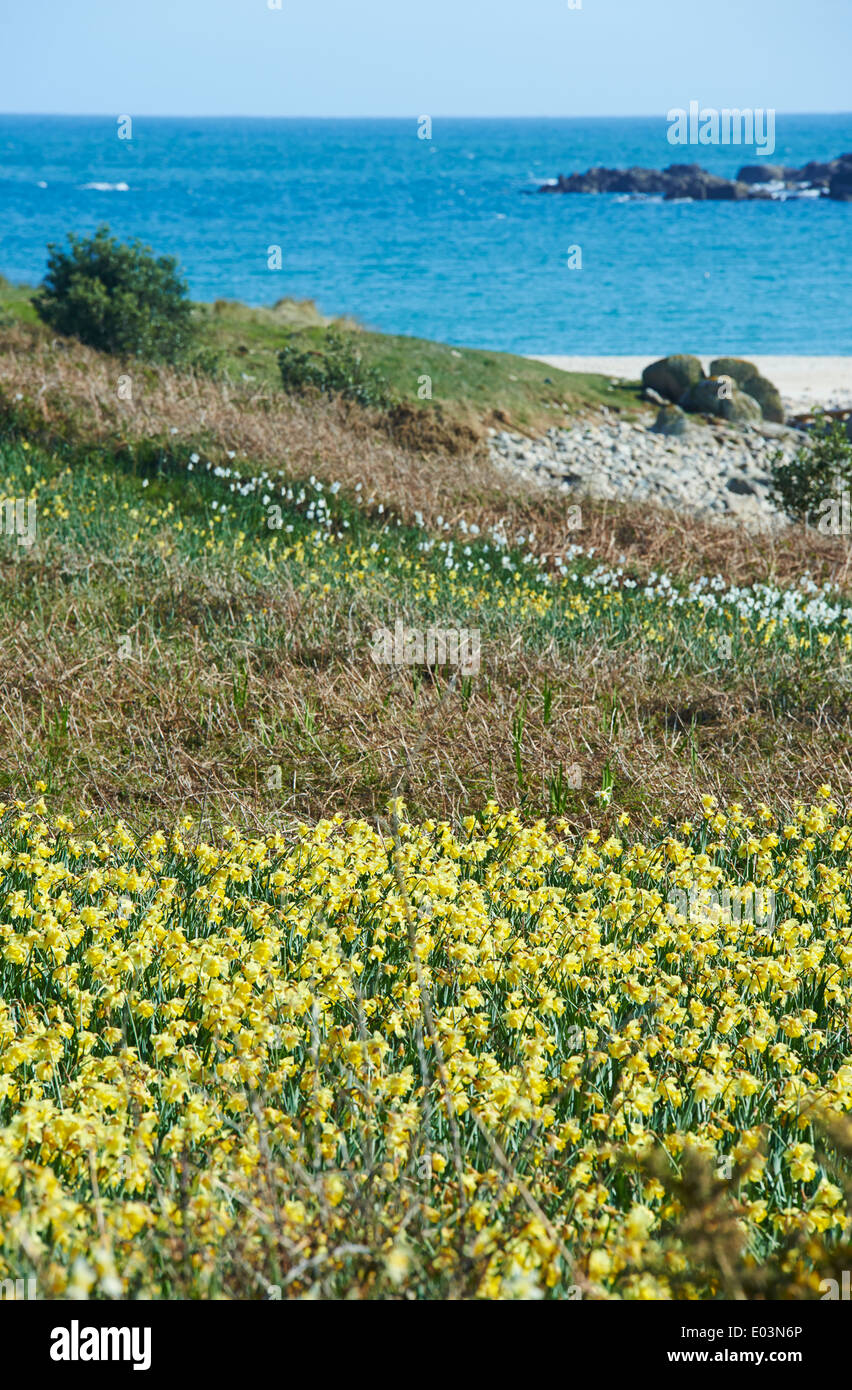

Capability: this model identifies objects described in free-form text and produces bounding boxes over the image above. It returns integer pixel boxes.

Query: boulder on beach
[650,404,691,436]
[708,359,784,422]
[642,354,705,403]
[741,375,785,423]
[709,356,759,385]
[679,377,763,424]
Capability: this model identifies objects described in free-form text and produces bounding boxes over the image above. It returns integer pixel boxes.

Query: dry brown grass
[2,321,851,839]
[2,538,850,840]
[0,322,501,521]
[2,320,851,595]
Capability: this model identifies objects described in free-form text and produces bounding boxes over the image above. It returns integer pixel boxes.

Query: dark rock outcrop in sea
[537,152,852,201]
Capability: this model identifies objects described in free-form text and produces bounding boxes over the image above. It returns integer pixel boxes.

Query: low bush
[278,328,394,409]
[770,415,852,522]
[34,224,195,364]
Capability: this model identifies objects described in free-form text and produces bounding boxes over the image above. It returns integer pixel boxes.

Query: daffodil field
[3,352,852,1302]
[3,787,852,1299]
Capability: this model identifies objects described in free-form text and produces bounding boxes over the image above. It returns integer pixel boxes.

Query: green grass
[4,432,847,681]
[1,428,849,830]
[0,276,647,437]
[0,275,40,327]
[203,299,646,433]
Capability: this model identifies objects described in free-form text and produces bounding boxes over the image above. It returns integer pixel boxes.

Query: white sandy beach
[530,356,852,417]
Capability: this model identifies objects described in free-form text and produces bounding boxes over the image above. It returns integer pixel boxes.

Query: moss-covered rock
[708,360,784,422]
[708,357,759,386]
[641,354,705,403]
[680,376,763,424]
[650,403,691,436]
[741,374,784,423]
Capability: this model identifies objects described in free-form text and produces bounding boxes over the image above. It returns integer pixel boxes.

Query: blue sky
[4,0,850,117]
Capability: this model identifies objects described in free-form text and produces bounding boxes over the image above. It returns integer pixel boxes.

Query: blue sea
[1,113,850,354]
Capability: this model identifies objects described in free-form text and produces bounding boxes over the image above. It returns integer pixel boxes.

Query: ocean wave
[81,181,129,192]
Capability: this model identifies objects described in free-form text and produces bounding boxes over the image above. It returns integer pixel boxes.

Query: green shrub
[770,416,852,523]
[34,225,195,363]
[278,328,394,409]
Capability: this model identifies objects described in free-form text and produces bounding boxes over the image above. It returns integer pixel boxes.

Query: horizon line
[1,109,850,121]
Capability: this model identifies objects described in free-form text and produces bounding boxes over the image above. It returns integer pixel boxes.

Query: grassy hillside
[1,276,645,440]
[0,317,849,832]
[1,285,852,1302]
[200,297,646,435]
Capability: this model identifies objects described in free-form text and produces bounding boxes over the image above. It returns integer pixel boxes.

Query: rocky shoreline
[486,353,841,528]
[537,152,852,201]
[489,411,799,527]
